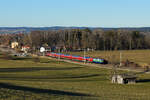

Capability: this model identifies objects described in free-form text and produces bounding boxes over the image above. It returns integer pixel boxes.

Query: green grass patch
[0,51,150,100]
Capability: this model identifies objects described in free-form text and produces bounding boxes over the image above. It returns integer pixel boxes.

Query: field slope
[0,53,150,100]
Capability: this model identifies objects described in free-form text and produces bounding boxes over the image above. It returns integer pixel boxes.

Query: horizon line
[0,26,150,28]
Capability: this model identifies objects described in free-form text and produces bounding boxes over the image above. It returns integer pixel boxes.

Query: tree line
[0,28,150,51]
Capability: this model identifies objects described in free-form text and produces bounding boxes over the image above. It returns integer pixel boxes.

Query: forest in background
[0,28,150,51]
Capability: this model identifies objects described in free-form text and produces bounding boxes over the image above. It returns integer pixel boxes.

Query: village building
[21,46,30,53]
[112,74,137,84]
[11,42,19,49]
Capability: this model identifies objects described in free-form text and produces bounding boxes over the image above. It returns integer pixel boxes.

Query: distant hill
[0,26,150,34]
[0,27,89,34]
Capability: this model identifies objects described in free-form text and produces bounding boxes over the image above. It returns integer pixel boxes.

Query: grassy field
[65,50,150,67]
[0,52,150,100]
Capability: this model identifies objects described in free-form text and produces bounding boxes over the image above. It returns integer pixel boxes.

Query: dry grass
[0,52,150,100]
[66,50,150,67]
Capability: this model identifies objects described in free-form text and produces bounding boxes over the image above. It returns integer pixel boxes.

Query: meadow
[65,50,150,67]
[0,51,150,100]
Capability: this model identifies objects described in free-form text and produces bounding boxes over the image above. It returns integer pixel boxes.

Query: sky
[0,0,150,27]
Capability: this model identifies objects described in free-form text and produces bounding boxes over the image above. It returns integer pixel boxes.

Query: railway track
[39,55,145,73]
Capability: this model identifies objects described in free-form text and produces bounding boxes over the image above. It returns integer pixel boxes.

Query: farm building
[112,74,137,84]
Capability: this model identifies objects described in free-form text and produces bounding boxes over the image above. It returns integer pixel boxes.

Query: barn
[112,74,137,84]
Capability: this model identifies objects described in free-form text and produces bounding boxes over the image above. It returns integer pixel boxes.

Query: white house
[21,46,30,53]
[11,42,19,49]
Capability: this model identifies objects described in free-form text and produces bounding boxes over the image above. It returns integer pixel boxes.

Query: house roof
[121,74,137,79]
[113,74,137,79]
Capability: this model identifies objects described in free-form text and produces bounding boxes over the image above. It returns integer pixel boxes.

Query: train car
[87,57,93,62]
[72,56,80,60]
[45,53,51,56]
[64,54,71,59]
[63,54,69,59]
[72,55,78,59]
[85,57,93,62]
[60,54,65,58]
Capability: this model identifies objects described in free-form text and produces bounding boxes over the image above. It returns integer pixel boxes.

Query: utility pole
[58,48,60,63]
[120,51,122,67]
[84,48,86,64]
[43,52,45,56]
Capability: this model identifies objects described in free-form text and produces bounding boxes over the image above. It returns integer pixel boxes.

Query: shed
[112,74,136,84]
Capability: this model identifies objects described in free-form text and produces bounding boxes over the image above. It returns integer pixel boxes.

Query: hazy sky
[0,0,149,27]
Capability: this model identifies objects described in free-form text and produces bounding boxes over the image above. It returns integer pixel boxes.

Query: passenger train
[46,52,108,64]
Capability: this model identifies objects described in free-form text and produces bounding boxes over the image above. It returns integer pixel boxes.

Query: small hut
[112,74,136,84]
